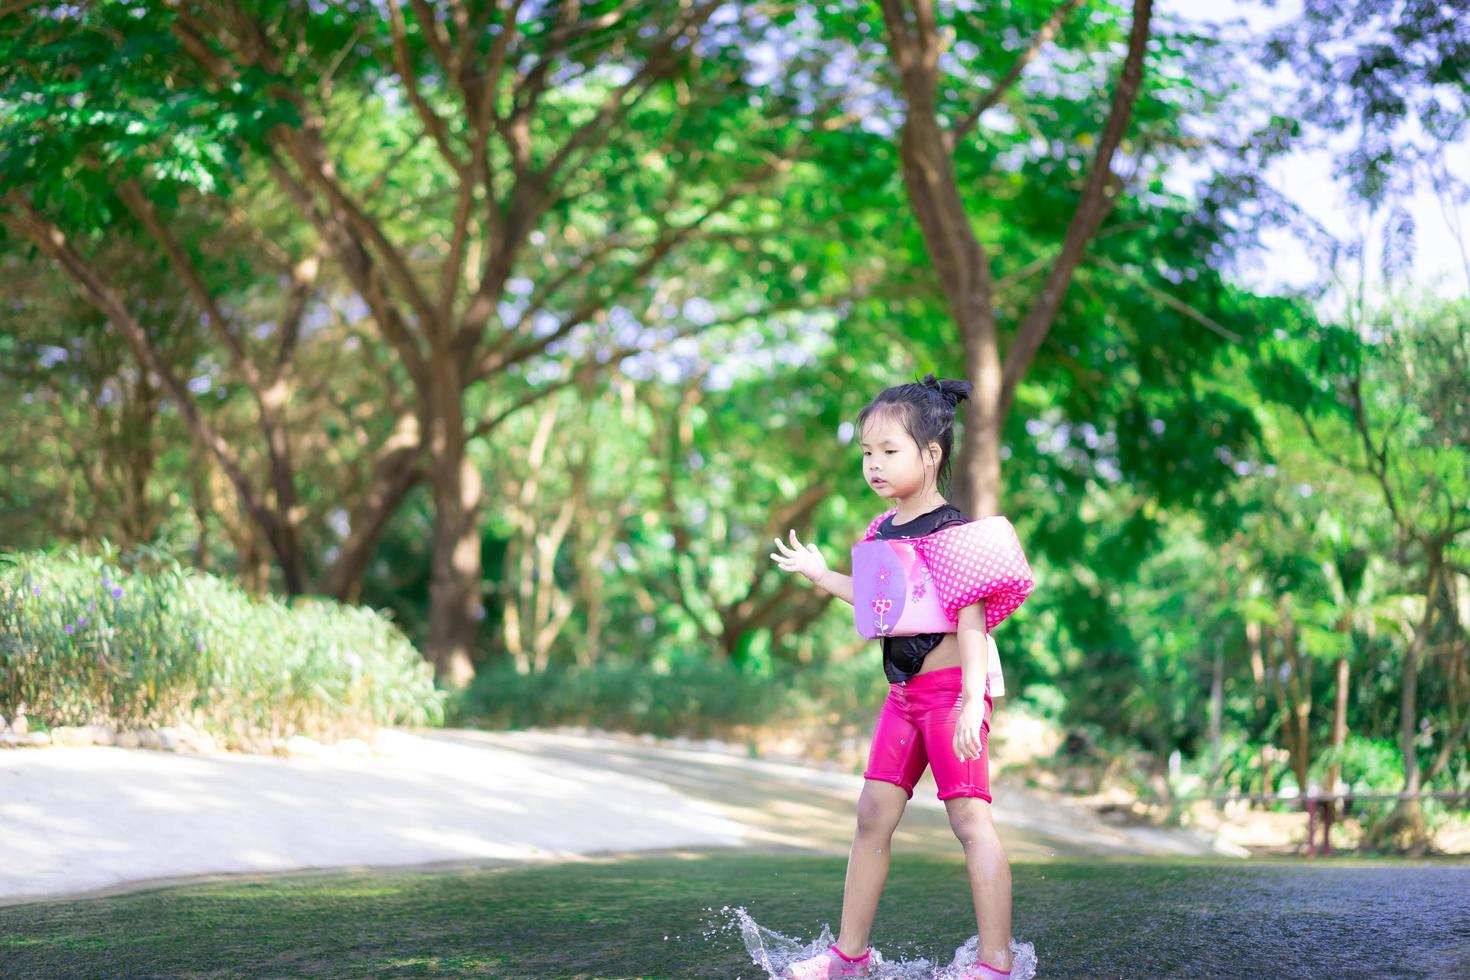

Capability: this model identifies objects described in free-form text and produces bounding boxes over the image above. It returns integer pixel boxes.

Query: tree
[868,0,1154,516]
[1255,295,1470,849]
[1,1,830,684]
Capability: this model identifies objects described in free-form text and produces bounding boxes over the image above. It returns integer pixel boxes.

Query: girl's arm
[953,599,990,761]
[956,600,990,699]
[811,569,854,606]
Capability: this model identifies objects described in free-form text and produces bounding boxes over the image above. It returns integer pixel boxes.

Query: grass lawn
[2,851,1467,979]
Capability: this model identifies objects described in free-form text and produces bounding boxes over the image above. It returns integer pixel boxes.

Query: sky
[1162,0,1470,300]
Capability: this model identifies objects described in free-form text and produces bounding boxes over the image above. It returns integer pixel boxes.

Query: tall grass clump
[451,652,893,747]
[454,655,794,738]
[0,545,444,748]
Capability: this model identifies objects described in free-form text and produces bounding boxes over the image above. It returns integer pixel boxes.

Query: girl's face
[860,413,940,502]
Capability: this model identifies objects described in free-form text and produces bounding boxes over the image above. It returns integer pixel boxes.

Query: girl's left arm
[953,599,989,762]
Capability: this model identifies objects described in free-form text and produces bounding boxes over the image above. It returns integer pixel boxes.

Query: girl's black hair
[855,373,974,497]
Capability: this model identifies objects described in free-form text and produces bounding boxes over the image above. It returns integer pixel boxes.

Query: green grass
[1,852,1467,978]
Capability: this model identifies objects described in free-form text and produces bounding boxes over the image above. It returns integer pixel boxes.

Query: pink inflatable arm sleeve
[911,518,1035,633]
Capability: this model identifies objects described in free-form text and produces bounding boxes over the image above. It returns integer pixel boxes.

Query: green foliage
[1076,295,1468,809]
[452,657,789,738]
[0,0,1463,846]
[1263,0,1470,207]
[452,650,895,742]
[0,544,444,745]
[0,6,299,223]
[1333,734,1409,792]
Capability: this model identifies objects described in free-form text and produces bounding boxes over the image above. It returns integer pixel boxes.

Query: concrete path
[0,728,1231,905]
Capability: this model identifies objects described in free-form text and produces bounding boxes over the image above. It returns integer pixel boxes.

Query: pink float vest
[852,509,1035,696]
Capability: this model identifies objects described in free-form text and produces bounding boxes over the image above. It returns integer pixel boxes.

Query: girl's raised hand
[770,528,829,585]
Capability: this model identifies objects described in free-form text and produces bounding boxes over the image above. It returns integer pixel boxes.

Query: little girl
[769,374,1028,980]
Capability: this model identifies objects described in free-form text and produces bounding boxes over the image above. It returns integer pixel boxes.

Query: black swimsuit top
[872,502,967,683]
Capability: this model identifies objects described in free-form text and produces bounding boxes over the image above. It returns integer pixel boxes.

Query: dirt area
[688,704,1470,859]
[1,725,1236,907]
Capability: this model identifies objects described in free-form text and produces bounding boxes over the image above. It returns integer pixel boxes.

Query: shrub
[451,651,894,742]
[0,545,444,748]
[453,656,799,737]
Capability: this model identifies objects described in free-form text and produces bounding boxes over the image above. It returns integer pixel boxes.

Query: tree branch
[1093,255,1244,343]
[111,181,311,570]
[1001,0,1154,418]
[264,157,431,392]
[274,127,440,333]
[273,245,325,378]
[386,0,467,172]
[406,0,456,76]
[114,180,264,391]
[952,0,1085,142]
[3,194,304,587]
[458,1,725,343]
[469,148,792,380]
[176,5,442,334]
[1347,367,1404,530]
[166,11,433,391]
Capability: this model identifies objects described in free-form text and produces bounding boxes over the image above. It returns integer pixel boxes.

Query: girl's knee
[944,797,995,839]
[855,784,906,838]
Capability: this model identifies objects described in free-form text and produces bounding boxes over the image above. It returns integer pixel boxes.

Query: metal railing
[1123,790,1470,856]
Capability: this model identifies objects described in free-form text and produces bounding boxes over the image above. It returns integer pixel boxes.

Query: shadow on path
[426,729,1228,860]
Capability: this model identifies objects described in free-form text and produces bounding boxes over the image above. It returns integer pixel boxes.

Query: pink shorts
[862,666,994,802]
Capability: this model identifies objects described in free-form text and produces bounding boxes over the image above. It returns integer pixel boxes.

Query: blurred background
[1,0,1465,855]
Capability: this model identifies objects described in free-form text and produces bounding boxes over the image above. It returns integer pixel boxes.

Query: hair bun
[921,373,973,409]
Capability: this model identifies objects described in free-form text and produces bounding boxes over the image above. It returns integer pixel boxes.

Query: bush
[452,656,792,737]
[0,545,444,747]
[451,650,895,743]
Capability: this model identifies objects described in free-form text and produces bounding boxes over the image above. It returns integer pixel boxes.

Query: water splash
[934,936,1038,980]
[706,906,1038,980]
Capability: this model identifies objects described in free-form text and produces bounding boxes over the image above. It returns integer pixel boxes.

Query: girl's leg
[833,778,909,957]
[944,797,1012,972]
[915,673,1009,972]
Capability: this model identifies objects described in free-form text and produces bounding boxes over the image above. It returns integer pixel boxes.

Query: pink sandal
[963,962,1012,979]
[784,942,875,979]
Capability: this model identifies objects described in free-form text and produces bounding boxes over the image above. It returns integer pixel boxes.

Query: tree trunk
[891,77,1004,516]
[322,412,428,602]
[878,0,1153,519]
[1210,639,1224,802]
[1274,604,1312,795]
[955,319,1006,517]
[426,425,482,689]
[1365,558,1444,853]
[569,454,631,669]
[1400,560,1443,795]
[1321,649,1351,829]
[1329,653,1350,794]
[503,401,559,674]
[5,196,311,592]
[1426,636,1470,784]
[1247,618,1272,797]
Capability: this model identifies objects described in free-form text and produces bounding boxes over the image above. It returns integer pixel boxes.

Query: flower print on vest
[871,567,895,634]
[911,562,932,602]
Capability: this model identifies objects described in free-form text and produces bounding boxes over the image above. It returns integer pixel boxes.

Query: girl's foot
[784,942,875,979]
